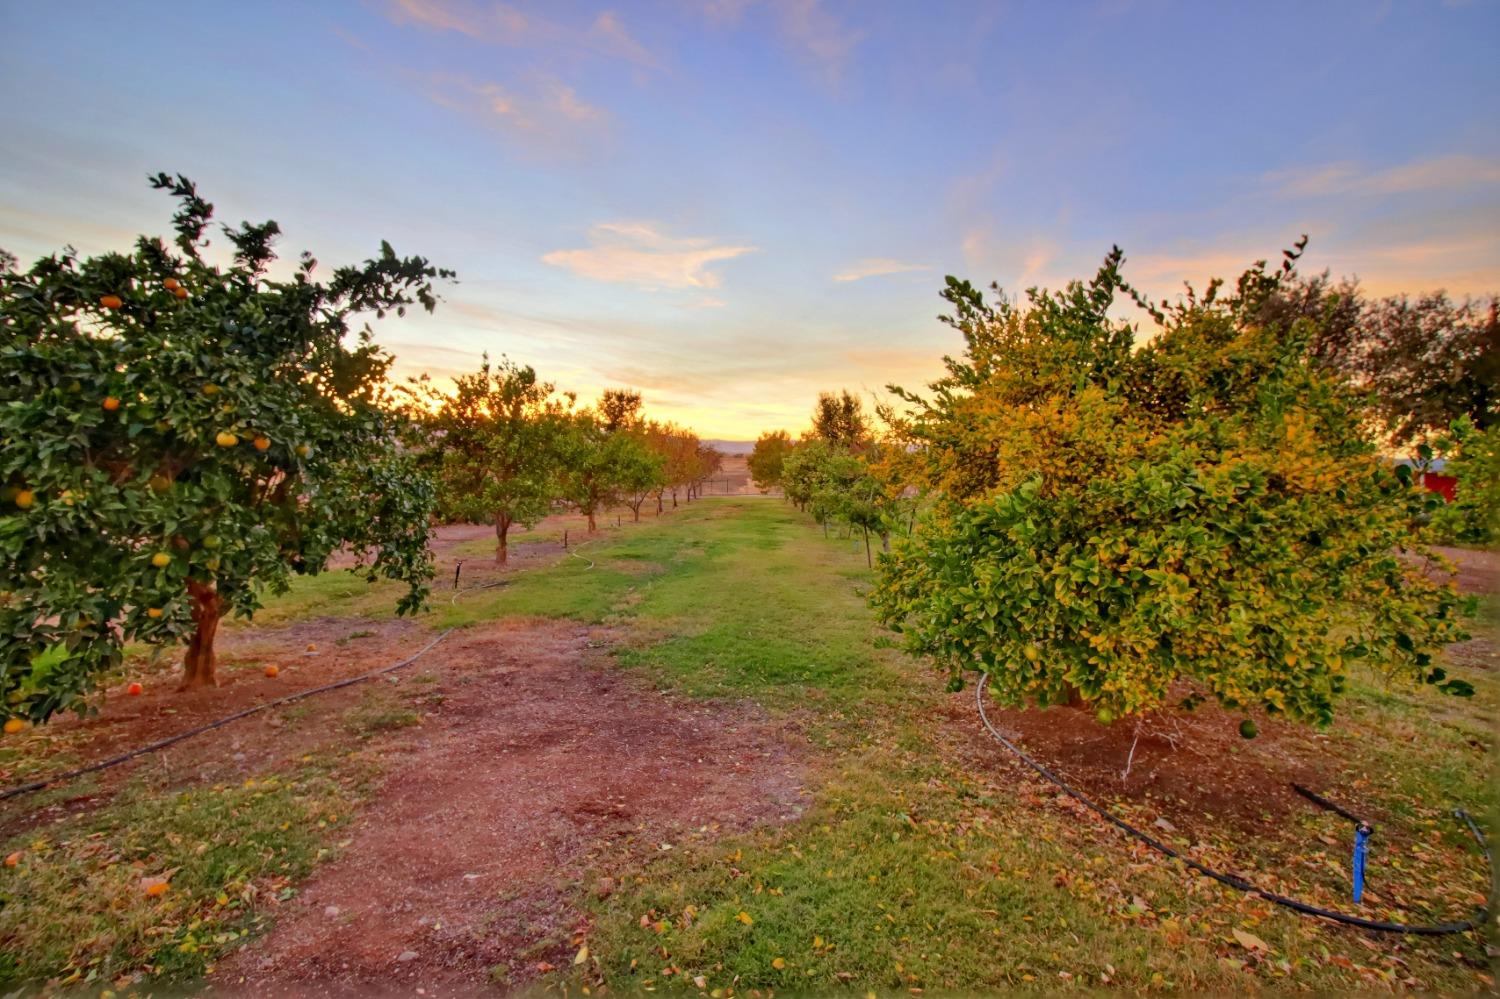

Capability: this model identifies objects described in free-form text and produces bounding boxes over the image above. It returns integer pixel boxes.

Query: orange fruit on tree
[216,431,239,448]
[3,718,26,735]
[172,286,188,300]
[14,490,34,509]
[127,682,143,696]
[264,664,280,678]
[295,444,311,458]
[163,277,180,290]
[151,552,171,568]
[253,436,271,452]
[146,607,163,619]
[102,396,121,411]
[100,294,123,309]
[201,384,220,396]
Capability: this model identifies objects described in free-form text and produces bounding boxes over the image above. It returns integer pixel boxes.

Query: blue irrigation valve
[1352,822,1373,903]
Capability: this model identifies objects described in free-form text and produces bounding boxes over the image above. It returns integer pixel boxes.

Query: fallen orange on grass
[3,719,26,735]
[4,851,19,867]
[127,682,143,696]
[264,665,280,678]
[142,878,169,897]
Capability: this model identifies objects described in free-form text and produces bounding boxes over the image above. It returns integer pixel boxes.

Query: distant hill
[704,439,756,456]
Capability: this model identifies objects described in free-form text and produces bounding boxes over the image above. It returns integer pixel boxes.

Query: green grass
[0,765,361,990]
[3,499,1493,992]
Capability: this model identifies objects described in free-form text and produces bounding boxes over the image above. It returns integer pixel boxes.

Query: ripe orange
[306,643,317,652]
[127,682,143,696]
[102,396,121,411]
[215,431,239,448]
[295,444,312,458]
[148,474,172,494]
[172,286,188,300]
[264,665,280,678]
[163,277,181,290]
[201,384,220,396]
[253,436,271,452]
[146,607,163,619]
[3,851,19,867]
[144,880,169,897]
[151,552,171,568]
[100,294,123,309]
[14,490,34,509]
[3,719,26,735]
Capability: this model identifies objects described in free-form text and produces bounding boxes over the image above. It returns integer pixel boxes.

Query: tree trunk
[656,493,663,515]
[495,514,511,565]
[587,509,597,532]
[863,526,872,568]
[180,579,222,690]
[671,488,678,508]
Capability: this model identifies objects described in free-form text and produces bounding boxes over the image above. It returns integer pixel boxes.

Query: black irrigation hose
[974,673,1491,936]
[0,629,453,804]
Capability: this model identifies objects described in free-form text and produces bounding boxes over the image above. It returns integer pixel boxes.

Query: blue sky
[3,1,1497,438]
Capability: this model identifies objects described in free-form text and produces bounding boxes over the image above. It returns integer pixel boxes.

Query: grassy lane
[2,499,1492,992]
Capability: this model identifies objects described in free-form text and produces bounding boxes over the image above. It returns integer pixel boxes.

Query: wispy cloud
[778,0,865,86]
[592,10,661,69]
[690,0,863,86]
[383,0,663,70]
[422,74,607,147]
[384,0,529,43]
[832,257,930,282]
[1263,153,1500,198]
[542,222,757,290]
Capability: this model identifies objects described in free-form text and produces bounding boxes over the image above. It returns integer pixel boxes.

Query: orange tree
[871,246,1473,727]
[747,430,792,493]
[0,174,450,720]
[411,356,574,564]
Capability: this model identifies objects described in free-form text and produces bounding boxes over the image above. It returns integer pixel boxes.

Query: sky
[2,1,1498,439]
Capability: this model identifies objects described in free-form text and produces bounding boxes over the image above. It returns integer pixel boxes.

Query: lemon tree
[0,174,450,720]
[872,247,1474,726]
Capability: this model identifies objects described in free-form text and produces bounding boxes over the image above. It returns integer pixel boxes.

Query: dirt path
[211,619,806,996]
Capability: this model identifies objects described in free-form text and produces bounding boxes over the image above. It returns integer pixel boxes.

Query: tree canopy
[871,246,1473,727]
[1,174,449,719]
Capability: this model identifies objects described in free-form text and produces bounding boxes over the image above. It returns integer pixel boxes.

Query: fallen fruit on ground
[265,664,280,677]
[127,682,143,695]
[3,852,19,867]
[3,718,26,735]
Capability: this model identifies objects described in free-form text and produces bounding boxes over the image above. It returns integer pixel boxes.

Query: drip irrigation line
[569,539,599,570]
[0,629,454,805]
[973,673,1490,936]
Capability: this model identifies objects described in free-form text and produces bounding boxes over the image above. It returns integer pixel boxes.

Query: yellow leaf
[736,911,753,925]
[1232,928,1269,952]
[574,945,590,965]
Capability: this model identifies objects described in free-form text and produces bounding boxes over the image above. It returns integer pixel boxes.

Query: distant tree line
[406,360,722,563]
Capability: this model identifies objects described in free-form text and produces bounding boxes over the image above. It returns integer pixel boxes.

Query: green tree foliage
[411,356,574,563]
[871,247,1473,727]
[810,390,870,447]
[0,175,448,717]
[1261,277,1497,445]
[1428,417,1499,546]
[747,430,793,492]
[562,392,660,531]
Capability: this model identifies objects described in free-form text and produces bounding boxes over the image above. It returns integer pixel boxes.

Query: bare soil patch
[211,619,806,996]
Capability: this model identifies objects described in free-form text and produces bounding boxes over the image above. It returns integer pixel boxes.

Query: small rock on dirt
[397,950,419,963]
[324,906,340,918]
